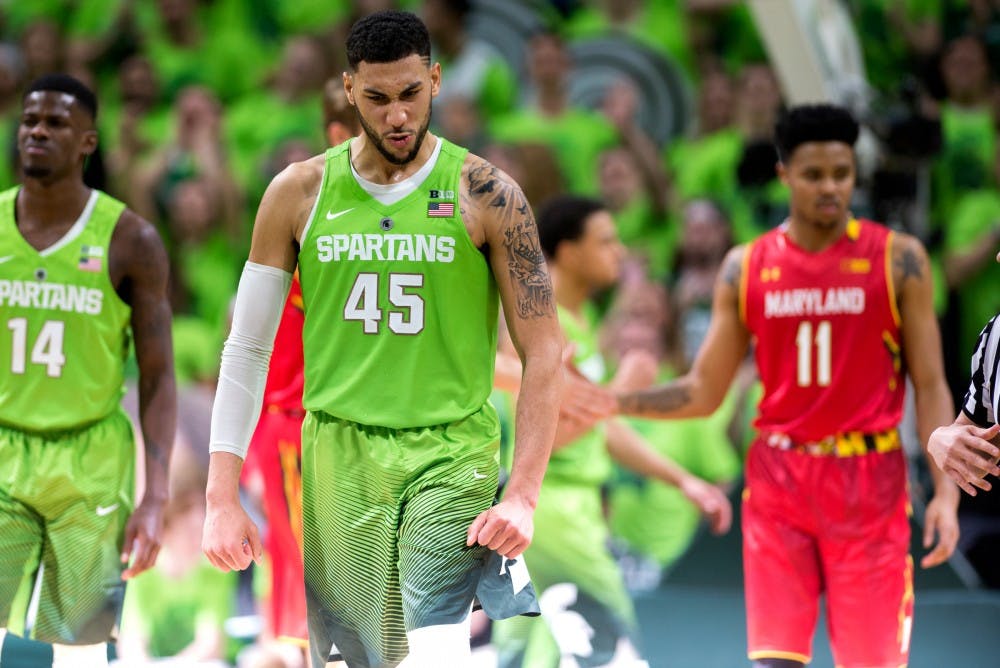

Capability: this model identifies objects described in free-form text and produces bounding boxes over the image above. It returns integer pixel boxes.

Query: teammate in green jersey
[0,74,175,667]
[202,11,563,668]
[491,195,732,667]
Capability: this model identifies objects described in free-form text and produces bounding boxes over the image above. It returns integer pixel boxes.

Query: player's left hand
[680,476,733,535]
[466,496,534,559]
[121,498,166,580]
[920,490,960,569]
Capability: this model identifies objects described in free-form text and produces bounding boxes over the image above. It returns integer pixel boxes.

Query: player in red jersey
[614,104,960,668]
[240,275,307,650]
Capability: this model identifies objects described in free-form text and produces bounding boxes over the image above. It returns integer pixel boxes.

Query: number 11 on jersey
[795,320,831,387]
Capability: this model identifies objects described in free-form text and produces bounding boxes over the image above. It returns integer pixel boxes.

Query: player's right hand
[680,476,733,535]
[202,498,263,572]
[467,496,534,559]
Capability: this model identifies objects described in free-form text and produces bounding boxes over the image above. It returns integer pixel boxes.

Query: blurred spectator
[931,33,996,395]
[563,0,696,77]
[853,1,944,97]
[481,141,566,211]
[422,0,516,123]
[685,0,767,75]
[599,79,674,277]
[932,33,996,229]
[133,85,242,237]
[322,77,357,147]
[104,55,170,200]
[667,63,786,243]
[225,35,327,201]
[666,65,737,202]
[19,20,64,81]
[134,0,273,103]
[943,141,1000,389]
[0,43,25,188]
[670,199,734,367]
[944,0,1000,65]
[728,62,787,240]
[489,30,618,195]
[435,94,487,154]
[156,173,241,387]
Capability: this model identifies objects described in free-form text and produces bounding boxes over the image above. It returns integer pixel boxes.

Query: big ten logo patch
[428,189,455,199]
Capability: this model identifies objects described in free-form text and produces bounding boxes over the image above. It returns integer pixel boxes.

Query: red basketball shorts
[742,437,912,668]
[247,406,308,644]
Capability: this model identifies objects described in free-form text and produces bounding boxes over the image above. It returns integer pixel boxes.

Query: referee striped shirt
[963,314,999,427]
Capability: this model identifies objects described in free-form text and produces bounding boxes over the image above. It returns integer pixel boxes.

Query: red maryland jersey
[263,275,305,411]
[741,219,904,442]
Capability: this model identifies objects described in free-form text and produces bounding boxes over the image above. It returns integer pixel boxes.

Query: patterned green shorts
[0,409,135,643]
[301,404,500,668]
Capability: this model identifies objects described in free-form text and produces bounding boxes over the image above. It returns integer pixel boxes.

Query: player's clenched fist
[466,497,535,559]
[202,497,263,572]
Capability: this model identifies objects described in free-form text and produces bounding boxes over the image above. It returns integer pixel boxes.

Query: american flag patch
[78,256,102,272]
[79,244,103,272]
[427,202,454,217]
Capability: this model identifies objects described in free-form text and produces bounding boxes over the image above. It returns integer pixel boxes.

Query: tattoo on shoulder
[467,161,554,318]
[722,248,743,288]
[895,244,924,282]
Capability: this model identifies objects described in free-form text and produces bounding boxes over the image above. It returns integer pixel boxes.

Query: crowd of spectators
[2,0,999,665]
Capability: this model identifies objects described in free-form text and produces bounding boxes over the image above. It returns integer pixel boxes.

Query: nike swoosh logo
[326,208,354,221]
[472,469,487,480]
[96,504,119,517]
[0,255,13,264]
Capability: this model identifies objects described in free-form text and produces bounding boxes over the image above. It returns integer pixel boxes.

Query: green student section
[635,483,1000,667]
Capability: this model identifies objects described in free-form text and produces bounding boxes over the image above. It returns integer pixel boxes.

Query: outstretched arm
[893,233,960,568]
[617,246,751,419]
[462,157,563,559]
[114,210,176,580]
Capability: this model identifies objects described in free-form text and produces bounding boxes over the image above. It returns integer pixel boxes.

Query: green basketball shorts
[300,404,501,668]
[0,408,135,644]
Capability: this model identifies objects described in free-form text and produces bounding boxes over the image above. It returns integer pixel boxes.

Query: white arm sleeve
[209,261,292,459]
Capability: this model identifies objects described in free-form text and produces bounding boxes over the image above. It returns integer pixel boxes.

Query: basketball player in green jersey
[493,196,731,667]
[202,10,563,668]
[0,74,175,667]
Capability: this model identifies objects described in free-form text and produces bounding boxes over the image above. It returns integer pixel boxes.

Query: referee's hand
[202,497,263,572]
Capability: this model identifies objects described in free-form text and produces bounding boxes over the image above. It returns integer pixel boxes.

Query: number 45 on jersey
[344,273,425,335]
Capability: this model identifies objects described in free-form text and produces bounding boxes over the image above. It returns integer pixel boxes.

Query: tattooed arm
[618,245,751,419]
[111,210,176,579]
[463,155,563,559]
[891,232,960,568]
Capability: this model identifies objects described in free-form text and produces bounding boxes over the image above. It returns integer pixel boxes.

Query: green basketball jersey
[0,187,131,431]
[546,304,612,486]
[298,138,499,428]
